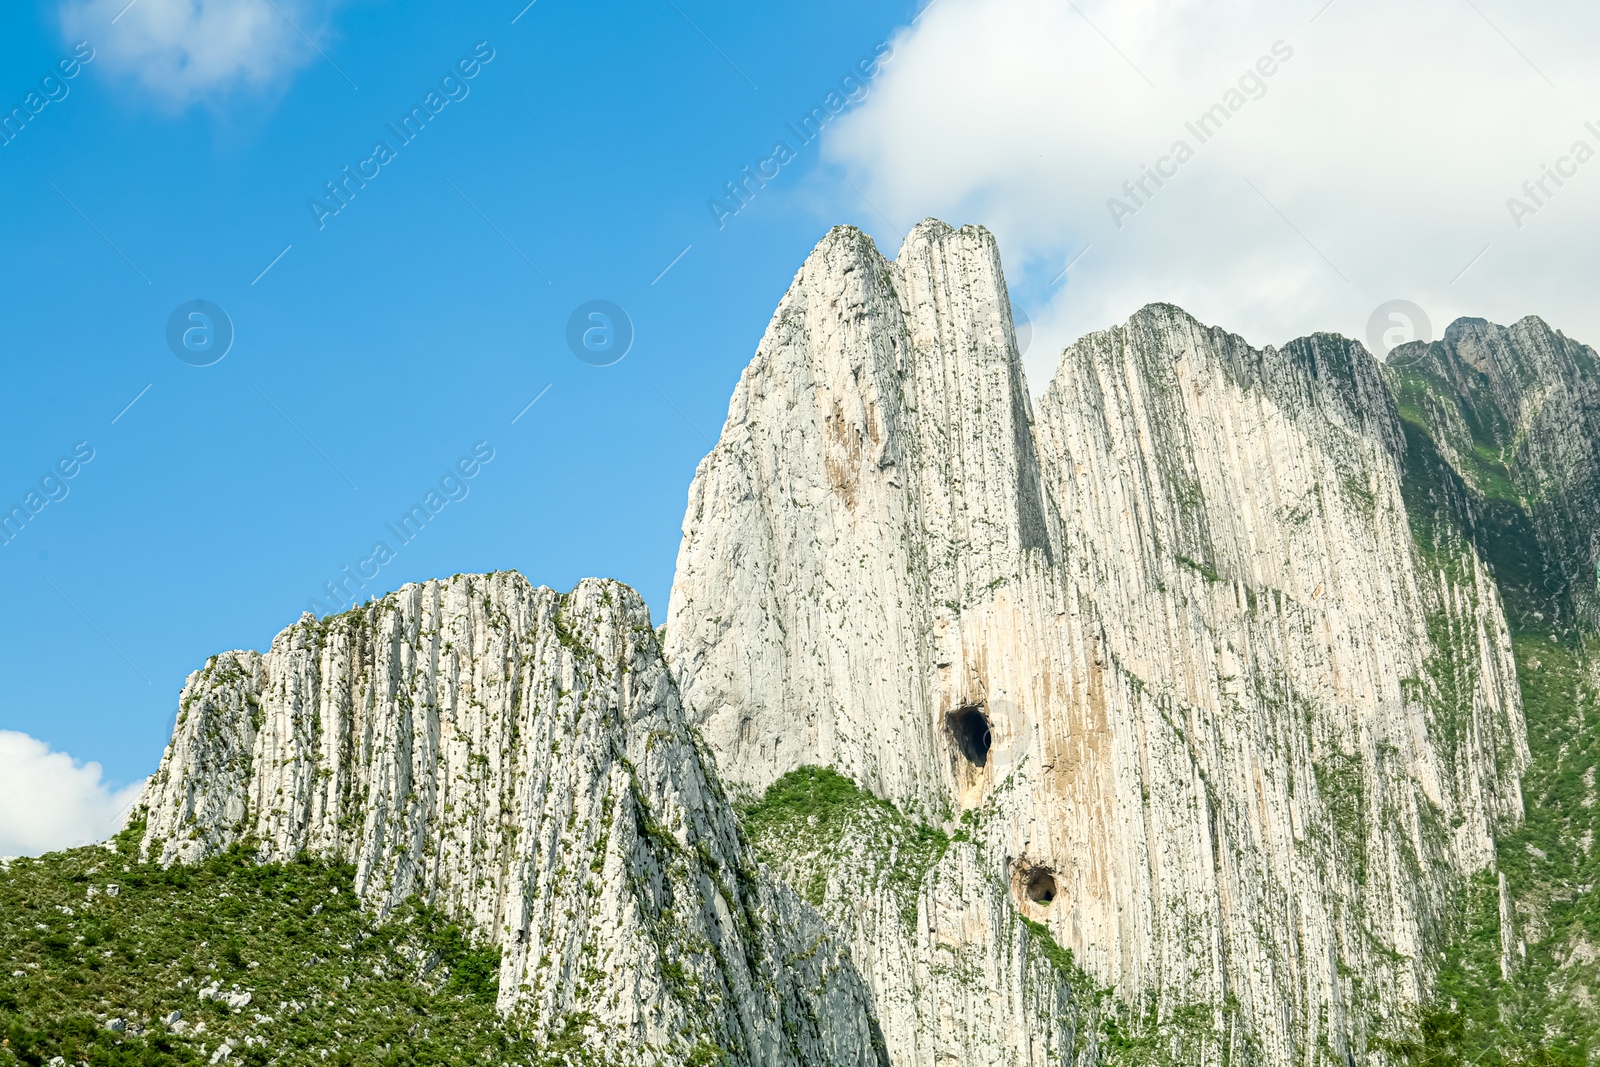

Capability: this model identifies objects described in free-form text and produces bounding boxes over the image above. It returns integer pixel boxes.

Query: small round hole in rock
[1025,869,1057,906]
[948,705,992,767]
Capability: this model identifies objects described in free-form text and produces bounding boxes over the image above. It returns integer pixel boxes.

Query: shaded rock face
[140,573,884,1067]
[666,221,1531,1064]
[1380,319,1600,1060]
[1386,318,1600,636]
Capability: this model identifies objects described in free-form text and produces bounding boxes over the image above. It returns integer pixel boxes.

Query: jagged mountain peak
[670,218,1536,1066]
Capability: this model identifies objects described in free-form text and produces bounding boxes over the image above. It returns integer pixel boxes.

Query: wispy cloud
[60,0,338,106]
[0,731,147,857]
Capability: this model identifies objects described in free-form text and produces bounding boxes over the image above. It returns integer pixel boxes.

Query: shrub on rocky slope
[0,826,561,1067]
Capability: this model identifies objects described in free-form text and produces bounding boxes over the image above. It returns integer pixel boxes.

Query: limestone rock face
[740,769,1090,1067]
[140,573,884,1067]
[666,221,1531,1064]
[134,217,1583,1067]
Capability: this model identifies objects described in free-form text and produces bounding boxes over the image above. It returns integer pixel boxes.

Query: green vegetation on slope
[1015,917,1229,1067]
[740,765,949,932]
[1385,346,1600,1067]
[1388,357,1520,507]
[1394,633,1600,1067]
[0,825,570,1067]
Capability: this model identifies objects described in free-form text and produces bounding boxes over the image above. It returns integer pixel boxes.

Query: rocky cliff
[139,573,885,1067]
[666,221,1533,1066]
[1385,316,1600,637]
[118,219,1600,1067]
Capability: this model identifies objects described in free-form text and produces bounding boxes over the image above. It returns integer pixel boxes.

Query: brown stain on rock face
[1041,653,1115,906]
[824,396,863,510]
[950,596,1116,917]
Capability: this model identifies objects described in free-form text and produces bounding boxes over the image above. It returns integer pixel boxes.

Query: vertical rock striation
[668,222,1052,815]
[140,573,885,1067]
[739,767,1091,1067]
[666,220,1531,1065]
[132,217,1595,1067]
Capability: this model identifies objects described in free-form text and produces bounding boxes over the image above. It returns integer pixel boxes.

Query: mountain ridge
[5,219,1598,1067]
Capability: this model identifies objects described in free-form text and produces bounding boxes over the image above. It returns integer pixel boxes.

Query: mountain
[668,221,1531,1066]
[3,221,1596,1067]
[1379,318,1600,1060]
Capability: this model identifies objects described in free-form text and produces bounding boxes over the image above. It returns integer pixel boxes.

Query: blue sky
[0,0,917,797]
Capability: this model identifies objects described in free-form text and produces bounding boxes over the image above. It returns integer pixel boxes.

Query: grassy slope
[738,764,951,932]
[0,825,574,1067]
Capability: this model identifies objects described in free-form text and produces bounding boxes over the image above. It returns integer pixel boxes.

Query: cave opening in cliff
[948,705,991,767]
[1025,868,1057,906]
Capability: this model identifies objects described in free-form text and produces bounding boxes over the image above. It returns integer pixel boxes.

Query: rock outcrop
[666,221,1531,1065]
[1385,316,1600,635]
[140,573,885,1067]
[739,767,1091,1067]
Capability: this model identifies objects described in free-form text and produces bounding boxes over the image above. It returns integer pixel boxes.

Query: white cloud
[59,0,331,105]
[822,0,1600,388]
[0,731,147,858]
